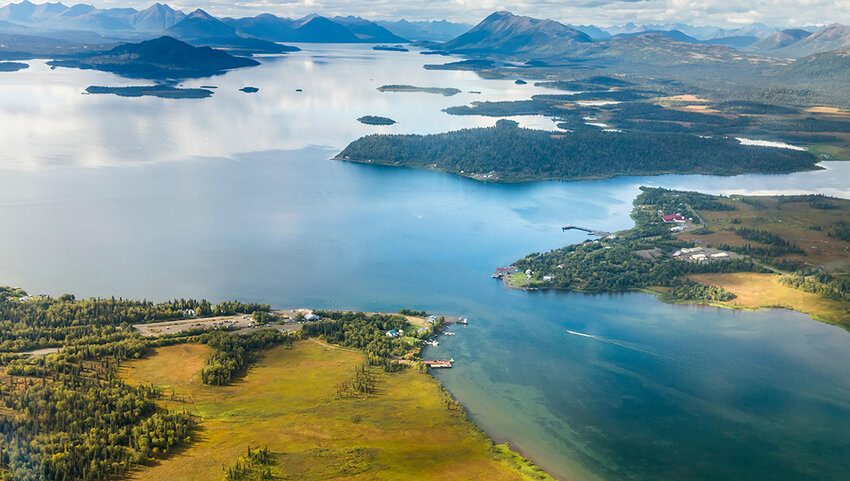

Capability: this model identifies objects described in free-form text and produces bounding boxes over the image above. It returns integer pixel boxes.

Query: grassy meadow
[678,194,850,325]
[121,340,550,481]
[688,272,849,325]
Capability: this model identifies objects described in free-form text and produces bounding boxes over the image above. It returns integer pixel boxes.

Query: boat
[444,332,455,336]
[457,318,468,324]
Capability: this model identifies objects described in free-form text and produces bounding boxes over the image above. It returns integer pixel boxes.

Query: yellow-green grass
[680,196,850,272]
[688,272,850,325]
[121,341,536,481]
[509,272,529,288]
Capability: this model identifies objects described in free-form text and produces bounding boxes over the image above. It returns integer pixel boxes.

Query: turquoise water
[1,45,849,480]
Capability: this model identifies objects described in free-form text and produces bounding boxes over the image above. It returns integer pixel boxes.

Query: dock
[562,225,612,237]
[422,359,454,368]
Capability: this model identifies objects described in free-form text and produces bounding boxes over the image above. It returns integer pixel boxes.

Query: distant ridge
[166,8,236,39]
[780,46,850,79]
[376,19,470,41]
[747,28,812,53]
[768,24,850,58]
[132,3,184,32]
[439,11,592,55]
[227,13,406,43]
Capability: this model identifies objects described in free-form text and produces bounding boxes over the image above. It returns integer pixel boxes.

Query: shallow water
[1,45,849,481]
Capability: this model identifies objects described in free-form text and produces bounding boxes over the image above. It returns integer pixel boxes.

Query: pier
[562,225,612,237]
[422,359,454,368]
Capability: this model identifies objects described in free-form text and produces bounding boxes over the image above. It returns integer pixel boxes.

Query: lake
[1,44,849,481]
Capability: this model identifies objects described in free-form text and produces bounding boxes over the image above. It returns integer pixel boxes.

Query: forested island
[358,115,397,125]
[0,291,551,480]
[49,36,260,79]
[507,188,850,325]
[85,85,214,99]
[336,119,820,182]
[373,45,409,52]
[377,84,462,96]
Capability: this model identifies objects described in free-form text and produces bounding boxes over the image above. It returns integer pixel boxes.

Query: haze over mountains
[1,1,849,68]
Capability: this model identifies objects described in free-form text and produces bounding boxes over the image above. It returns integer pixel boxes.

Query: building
[543,275,556,281]
[670,225,686,232]
[492,267,517,278]
[304,313,321,322]
[386,330,400,338]
[662,214,686,223]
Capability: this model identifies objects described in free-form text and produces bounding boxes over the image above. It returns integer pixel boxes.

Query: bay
[0,44,849,481]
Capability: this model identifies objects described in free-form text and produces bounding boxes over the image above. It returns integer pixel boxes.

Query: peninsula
[336,120,820,182]
[505,188,850,326]
[0,290,553,481]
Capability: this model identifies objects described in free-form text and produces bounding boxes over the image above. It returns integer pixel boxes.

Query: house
[304,313,321,322]
[670,225,686,232]
[711,252,729,259]
[662,214,686,223]
[543,275,556,282]
[386,329,401,338]
[493,267,517,278]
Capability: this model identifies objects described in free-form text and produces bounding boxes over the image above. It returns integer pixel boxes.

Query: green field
[122,340,552,481]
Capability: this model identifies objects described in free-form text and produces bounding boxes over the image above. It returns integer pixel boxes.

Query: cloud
[80,0,850,27]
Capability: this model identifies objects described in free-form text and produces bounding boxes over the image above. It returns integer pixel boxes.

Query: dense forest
[336,120,818,182]
[0,292,273,481]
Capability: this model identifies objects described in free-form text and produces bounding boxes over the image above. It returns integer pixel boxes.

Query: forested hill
[336,121,820,182]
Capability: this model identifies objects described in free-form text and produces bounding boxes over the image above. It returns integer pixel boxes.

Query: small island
[85,85,214,99]
[373,45,409,52]
[377,84,462,96]
[504,188,850,326]
[336,119,820,182]
[358,115,397,125]
[0,62,29,72]
[239,86,260,93]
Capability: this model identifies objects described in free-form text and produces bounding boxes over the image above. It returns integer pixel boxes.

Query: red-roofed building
[662,214,686,223]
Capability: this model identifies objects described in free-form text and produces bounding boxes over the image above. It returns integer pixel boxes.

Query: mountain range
[2,1,850,69]
[0,1,412,43]
[435,12,779,66]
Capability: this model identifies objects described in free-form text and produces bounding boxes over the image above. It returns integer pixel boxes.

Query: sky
[20,0,850,27]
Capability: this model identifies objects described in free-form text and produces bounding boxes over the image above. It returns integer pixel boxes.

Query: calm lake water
[1,44,849,481]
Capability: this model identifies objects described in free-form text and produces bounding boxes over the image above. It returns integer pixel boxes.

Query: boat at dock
[444,332,455,336]
[457,318,468,324]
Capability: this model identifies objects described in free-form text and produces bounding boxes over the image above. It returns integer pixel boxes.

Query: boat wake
[565,329,661,358]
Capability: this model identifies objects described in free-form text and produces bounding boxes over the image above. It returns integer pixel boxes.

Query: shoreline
[334,156,827,184]
[501,258,849,332]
